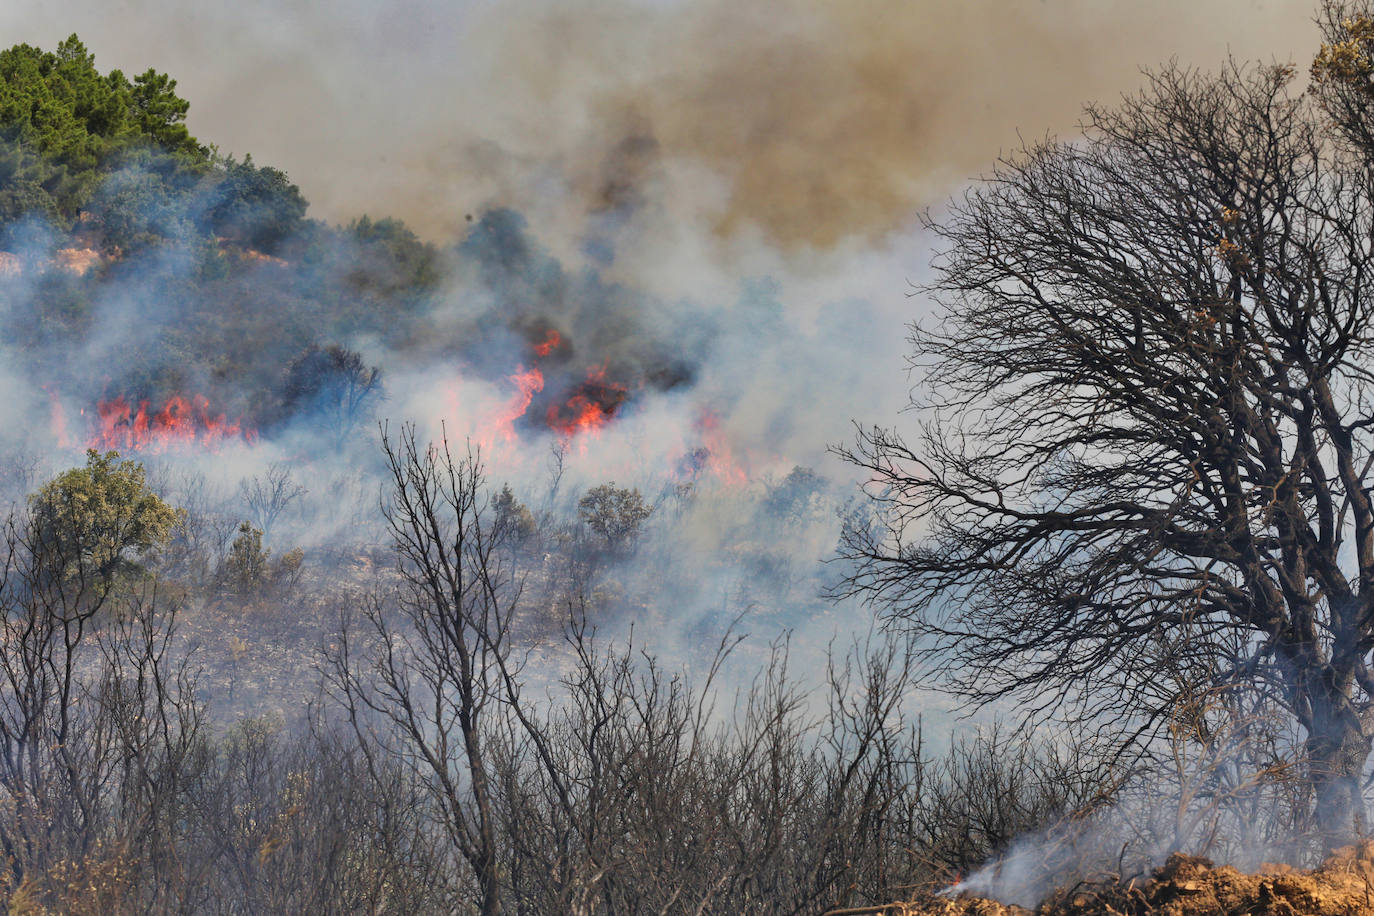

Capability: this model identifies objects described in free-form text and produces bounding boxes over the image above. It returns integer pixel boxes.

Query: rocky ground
[880,842,1374,916]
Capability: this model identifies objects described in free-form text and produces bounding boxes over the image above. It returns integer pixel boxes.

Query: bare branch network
[837,58,1374,846]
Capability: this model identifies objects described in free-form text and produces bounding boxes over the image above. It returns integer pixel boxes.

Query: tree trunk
[1306,697,1370,853]
[479,855,502,916]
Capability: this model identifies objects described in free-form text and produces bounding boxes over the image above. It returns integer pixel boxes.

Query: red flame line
[488,365,545,444]
[694,409,746,485]
[81,393,256,453]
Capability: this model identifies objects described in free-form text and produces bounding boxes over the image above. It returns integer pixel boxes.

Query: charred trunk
[1305,696,1370,852]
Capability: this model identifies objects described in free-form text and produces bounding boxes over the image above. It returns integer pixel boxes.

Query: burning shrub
[903,847,1374,916]
[545,368,629,436]
[87,393,256,453]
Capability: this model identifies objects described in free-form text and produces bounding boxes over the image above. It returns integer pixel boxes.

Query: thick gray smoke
[0,1,1320,723]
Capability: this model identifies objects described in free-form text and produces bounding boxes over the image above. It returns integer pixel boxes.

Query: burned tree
[839,61,1374,850]
[238,462,305,543]
[325,426,516,915]
[0,451,200,899]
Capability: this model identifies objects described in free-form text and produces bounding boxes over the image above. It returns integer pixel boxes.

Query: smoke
[1,1,1314,247]
[0,2,1316,496]
[447,0,1314,250]
[938,686,1317,909]
[0,0,1328,737]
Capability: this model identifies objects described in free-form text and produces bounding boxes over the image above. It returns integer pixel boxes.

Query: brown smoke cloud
[408,0,1318,249]
[2,0,1316,249]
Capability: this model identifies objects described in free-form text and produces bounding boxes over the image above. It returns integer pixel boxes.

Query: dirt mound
[889,842,1374,915]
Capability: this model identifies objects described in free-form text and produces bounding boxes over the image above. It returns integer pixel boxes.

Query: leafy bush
[29,448,179,587]
[578,483,652,550]
[218,521,304,599]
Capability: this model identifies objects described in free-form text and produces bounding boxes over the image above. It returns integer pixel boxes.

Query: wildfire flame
[484,364,545,446]
[461,326,632,447]
[692,410,746,485]
[444,333,761,484]
[533,329,561,357]
[82,394,257,453]
[546,366,628,438]
[44,387,72,449]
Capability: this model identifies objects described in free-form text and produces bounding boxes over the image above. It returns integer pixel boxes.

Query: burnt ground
[885,842,1374,916]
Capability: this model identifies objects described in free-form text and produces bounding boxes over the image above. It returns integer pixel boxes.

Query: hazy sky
[1,1,1319,246]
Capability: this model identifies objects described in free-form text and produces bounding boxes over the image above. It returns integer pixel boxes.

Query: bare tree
[475,618,966,915]
[838,61,1374,850]
[239,462,306,543]
[0,449,40,510]
[156,468,237,586]
[325,425,516,916]
[0,461,201,907]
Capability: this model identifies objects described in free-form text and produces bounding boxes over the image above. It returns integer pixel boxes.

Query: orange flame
[44,387,72,449]
[547,366,628,438]
[446,353,635,453]
[670,410,747,486]
[86,394,257,453]
[533,329,561,357]
[486,365,545,444]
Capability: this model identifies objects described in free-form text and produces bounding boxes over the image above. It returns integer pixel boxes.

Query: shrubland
[12,9,1374,913]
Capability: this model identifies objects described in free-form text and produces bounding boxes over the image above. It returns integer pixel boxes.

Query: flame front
[435,334,765,485]
[486,365,545,445]
[44,387,72,449]
[86,394,257,453]
[692,410,746,485]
